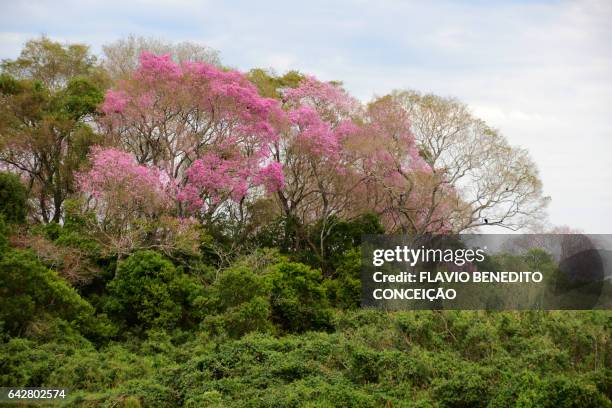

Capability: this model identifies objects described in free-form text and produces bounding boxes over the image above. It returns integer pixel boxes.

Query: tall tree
[98,53,284,227]
[77,147,199,258]
[353,95,456,234]
[270,76,366,261]
[388,90,549,232]
[0,37,105,222]
[1,36,105,90]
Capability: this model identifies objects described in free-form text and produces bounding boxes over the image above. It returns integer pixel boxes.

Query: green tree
[270,262,332,332]
[202,263,274,338]
[1,36,105,90]
[106,251,203,330]
[0,37,105,223]
[0,249,105,337]
[325,248,362,309]
[247,68,304,99]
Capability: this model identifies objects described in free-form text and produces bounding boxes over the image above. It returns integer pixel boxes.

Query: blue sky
[1,0,611,232]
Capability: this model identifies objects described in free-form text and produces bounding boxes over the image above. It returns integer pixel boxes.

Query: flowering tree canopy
[77,147,197,256]
[77,147,171,215]
[81,53,548,263]
[100,52,285,218]
[274,76,362,229]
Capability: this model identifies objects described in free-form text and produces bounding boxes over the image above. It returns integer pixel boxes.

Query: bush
[0,216,8,253]
[431,366,492,408]
[325,248,361,310]
[0,338,57,386]
[106,251,203,330]
[270,262,333,333]
[200,261,278,338]
[532,375,612,408]
[490,372,612,408]
[0,249,107,338]
[0,172,28,224]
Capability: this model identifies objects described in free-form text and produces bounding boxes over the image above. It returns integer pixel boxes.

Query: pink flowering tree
[353,95,458,234]
[77,147,198,257]
[99,52,285,224]
[270,76,367,259]
[263,75,458,263]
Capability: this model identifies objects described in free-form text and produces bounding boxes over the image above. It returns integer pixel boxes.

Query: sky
[1,0,611,233]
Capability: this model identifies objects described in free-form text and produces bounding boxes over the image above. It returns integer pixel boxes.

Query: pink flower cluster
[77,147,171,209]
[177,153,249,210]
[288,106,341,159]
[254,162,285,194]
[102,90,129,114]
[99,52,288,215]
[283,76,360,117]
[102,52,282,147]
[177,153,285,211]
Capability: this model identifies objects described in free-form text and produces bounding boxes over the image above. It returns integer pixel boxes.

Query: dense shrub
[202,263,274,338]
[0,171,28,224]
[269,261,333,333]
[1,310,610,407]
[0,249,112,339]
[105,251,204,330]
[325,248,362,309]
[312,212,384,271]
[431,366,492,408]
[0,216,8,253]
[489,371,612,408]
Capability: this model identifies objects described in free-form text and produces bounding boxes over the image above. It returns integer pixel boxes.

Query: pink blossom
[255,162,285,193]
[283,76,360,117]
[101,90,129,114]
[99,53,285,215]
[178,153,255,210]
[288,106,340,159]
[77,147,171,212]
[137,52,182,81]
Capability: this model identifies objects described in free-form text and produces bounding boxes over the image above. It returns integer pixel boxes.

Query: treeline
[0,36,548,272]
[0,36,609,407]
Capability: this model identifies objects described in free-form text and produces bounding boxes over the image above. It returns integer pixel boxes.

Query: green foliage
[431,367,492,407]
[203,296,273,340]
[0,336,91,387]
[201,263,274,338]
[252,213,383,273]
[4,240,606,407]
[0,251,86,335]
[0,172,28,224]
[105,251,203,330]
[0,37,105,223]
[325,247,362,309]
[0,249,111,339]
[0,216,8,253]
[58,76,104,119]
[24,219,106,288]
[489,371,612,408]
[1,309,610,407]
[0,73,23,94]
[1,35,106,89]
[270,262,333,333]
[314,213,384,271]
[247,69,305,99]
